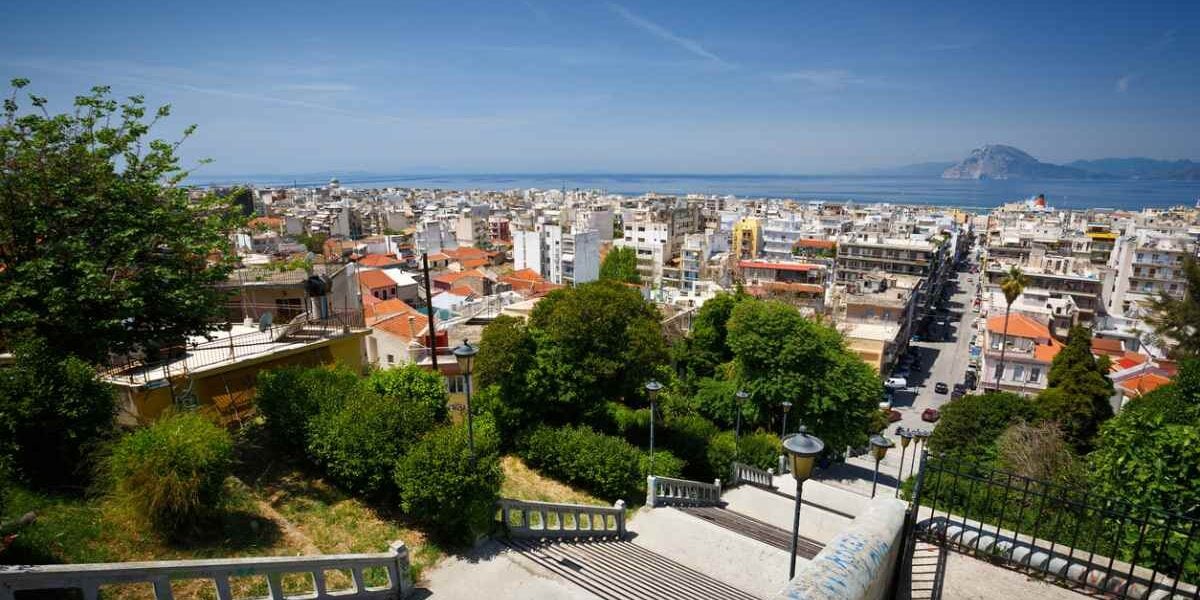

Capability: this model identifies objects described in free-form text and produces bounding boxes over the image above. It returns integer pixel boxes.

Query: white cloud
[606,3,729,67]
[773,69,867,91]
[1116,73,1136,93]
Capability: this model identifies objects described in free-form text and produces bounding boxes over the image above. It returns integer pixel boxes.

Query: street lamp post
[734,389,749,459]
[868,434,895,498]
[780,400,793,439]
[645,380,662,476]
[896,428,913,498]
[452,339,479,465]
[910,430,929,479]
[783,426,824,579]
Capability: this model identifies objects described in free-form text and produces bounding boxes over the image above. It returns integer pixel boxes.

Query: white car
[884,377,907,390]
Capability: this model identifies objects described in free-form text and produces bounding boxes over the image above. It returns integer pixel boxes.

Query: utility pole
[422,252,438,369]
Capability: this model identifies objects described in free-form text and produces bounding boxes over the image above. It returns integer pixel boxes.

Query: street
[815,258,980,496]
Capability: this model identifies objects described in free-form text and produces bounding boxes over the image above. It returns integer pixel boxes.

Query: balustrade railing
[0,542,410,600]
[646,476,722,507]
[729,462,775,490]
[495,499,626,539]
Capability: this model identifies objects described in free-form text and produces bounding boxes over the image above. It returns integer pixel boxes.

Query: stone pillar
[613,500,627,537]
[389,540,411,594]
[646,475,658,507]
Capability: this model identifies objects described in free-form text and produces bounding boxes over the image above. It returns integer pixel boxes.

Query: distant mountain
[1065,158,1200,181]
[942,145,1095,180]
[859,161,956,177]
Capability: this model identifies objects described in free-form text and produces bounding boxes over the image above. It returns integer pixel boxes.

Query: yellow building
[105,321,368,426]
[732,217,762,260]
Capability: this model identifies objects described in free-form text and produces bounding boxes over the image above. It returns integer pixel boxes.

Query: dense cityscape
[3,1,1200,599]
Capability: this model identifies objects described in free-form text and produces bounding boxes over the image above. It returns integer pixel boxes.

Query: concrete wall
[777,497,907,600]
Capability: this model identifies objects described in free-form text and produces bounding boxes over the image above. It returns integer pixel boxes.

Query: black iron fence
[911,451,1199,599]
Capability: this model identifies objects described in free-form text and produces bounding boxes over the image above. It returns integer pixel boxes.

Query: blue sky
[2,0,1198,174]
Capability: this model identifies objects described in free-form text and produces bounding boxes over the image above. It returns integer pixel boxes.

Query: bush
[606,401,650,444]
[660,414,719,480]
[706,431,780,479]
[307,391,443,498]
[927,392,1036,460]
[255,365,360,452]
[104,412,233,534]
[519,425,647,502]
[642,449,685,480]
[394,420,502,543]
[0,337,115,488]
[366,365,450,424]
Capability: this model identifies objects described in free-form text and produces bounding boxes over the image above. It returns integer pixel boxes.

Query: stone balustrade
[730,461,775,489]
[0,541,411,600]
[778,498,907,600]
[646,476,722,507]
[496,498,626,539]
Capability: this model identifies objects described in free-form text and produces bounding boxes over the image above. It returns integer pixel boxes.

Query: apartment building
[616,202,705,285]
[513,221,601,286]
[980,312,1061,395]
[1105,232,1196,317]
[837,274,921,373]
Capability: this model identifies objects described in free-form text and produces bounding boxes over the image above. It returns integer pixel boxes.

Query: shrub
[660,414,719,480]
[366,365,450,424]
[706,430,780,479]
[641,449,685,480]
[104,412,233,534]
[255,365,360,452]
[307,391,442,498]
[519,425,646,502]
[606,401,650,444]
[0,337,115,488]
[394,420,502,543]
[927,392,1036,460]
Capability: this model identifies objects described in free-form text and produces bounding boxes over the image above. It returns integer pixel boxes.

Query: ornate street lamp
[783,426,824,579]
[734,389,749,459]
[896,428,913,498]
[868,434,895,498]
[645,380,662,476]
[780,400,793,439]
[453,339,478,465]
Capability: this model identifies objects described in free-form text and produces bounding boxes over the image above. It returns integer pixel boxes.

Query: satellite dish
[259,312,274,331]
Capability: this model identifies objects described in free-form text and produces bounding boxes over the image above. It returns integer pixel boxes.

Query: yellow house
[732,217,762,260]
[105,320,368,426]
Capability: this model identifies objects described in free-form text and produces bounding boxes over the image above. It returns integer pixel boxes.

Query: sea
[187,173,1200,212]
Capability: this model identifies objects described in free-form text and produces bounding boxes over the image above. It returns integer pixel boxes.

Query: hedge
[255,364,361,452]
[520,425,656,502]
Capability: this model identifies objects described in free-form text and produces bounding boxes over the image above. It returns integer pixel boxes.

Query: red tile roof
[1118,372,1172,397]
[795,239,836,249]
[365,298,411,322]
[358,254,401,267]
[986,313,1051,340]
[433,269,486,285]
[359,270,396,290]
[1091,337,1124,356]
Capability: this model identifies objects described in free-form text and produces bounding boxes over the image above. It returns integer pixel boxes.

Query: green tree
[255,364,361,453]
[1147,255,1200,359]
[1036,326,1114,449]
[672,292,745,384]
[927,392,1035,460]
[599,247,641,284]
[994,266,1029,388]
[525,281,667,422]
[0,337,116,489]
[726,298,881,453]
[474,316,536,442]
[296,231,328,255]
[0,80,241,363]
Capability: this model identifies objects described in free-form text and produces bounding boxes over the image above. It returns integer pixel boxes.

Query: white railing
[496,499,626,539]
[729,462,775,489]
[646,476,722,507]
[0,542,411,600]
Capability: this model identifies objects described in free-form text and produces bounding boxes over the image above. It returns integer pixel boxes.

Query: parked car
[922,408,941,422]
[951,388,966,399]
[888,409,903,423]
[885,377,908,390]
[934,382,949,394]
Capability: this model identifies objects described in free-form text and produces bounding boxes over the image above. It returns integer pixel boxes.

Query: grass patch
[499,456,608,506]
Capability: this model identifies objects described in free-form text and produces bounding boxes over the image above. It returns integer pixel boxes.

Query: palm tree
[995,265,1029,388]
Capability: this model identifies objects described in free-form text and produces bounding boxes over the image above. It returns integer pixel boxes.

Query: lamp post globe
[868,434,894,498]
[896,428,912,497]
[782,426,824,579]
[452,340,479,465]
[645,380,662,476]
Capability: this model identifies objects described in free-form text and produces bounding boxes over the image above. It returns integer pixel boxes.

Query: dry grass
[499,456,607,506]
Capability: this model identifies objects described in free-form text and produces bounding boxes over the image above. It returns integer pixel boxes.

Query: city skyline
[2,0,1199,174]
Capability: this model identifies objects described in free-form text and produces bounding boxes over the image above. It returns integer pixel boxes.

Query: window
[994,363,1004,381]
[446,375,467,394]
[387,354,395,364]
[1029,367,1040,383]
[1012,365,1024,381]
